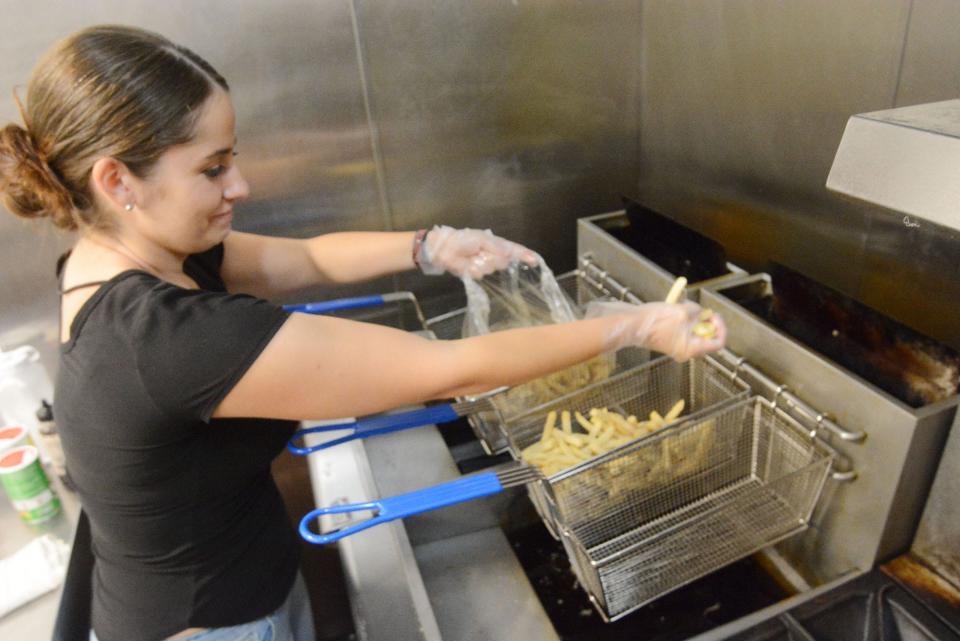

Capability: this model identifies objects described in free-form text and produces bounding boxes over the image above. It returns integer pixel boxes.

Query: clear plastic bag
[461,257,615,416]
[461,256,577,338]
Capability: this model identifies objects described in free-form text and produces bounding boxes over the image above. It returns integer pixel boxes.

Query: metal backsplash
[634,0,960,351]
[1,0,642,359]
[0,0,384,356]
[352,0,642,306]
[4,0,959,357]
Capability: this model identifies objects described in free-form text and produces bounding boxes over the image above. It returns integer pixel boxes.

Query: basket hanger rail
[578,255,862,482]
[715,348,867,444]
[578,254,866,445]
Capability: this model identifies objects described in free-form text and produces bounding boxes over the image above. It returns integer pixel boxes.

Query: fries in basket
[520,400,686,477]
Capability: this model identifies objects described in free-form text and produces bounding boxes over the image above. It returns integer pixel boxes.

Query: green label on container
[0,448,61,524]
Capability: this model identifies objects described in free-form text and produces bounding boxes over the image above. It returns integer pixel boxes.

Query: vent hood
[826,99,960,232]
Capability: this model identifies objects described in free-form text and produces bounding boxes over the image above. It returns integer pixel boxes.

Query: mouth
[211,209,233,224]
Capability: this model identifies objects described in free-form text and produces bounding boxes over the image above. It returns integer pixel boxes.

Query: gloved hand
[417,225,538,279]
[586,300,727,362]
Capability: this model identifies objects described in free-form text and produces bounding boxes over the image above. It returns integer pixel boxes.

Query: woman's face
[128,88,248,256]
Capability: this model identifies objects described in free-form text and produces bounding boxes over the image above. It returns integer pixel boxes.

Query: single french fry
[664,276,688,304]
[664,399,685,422]
[555,434,576,458]
[590,415,606,433]
[561,411,572,434]
[541,410,557,442]
[561,432,588,447]
[574,411,594,433]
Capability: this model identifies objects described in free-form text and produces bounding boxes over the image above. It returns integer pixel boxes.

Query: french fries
[665,276,718,340]
[521,400,685,476]
[495,353,615,417]
[692,308,718,339]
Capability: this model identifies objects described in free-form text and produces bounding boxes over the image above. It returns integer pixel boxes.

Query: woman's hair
[0,25,228,230]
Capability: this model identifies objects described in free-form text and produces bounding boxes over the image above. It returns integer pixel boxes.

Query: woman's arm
[220,230,416,299]
[214,314,618,421]
[219,226,537,300]
[212,303,725,422]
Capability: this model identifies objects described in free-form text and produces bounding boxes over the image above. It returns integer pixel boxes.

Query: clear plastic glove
[586,300,727,362]
[419,225,538,279]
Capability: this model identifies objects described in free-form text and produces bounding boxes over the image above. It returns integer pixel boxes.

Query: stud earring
[124,203,134,212]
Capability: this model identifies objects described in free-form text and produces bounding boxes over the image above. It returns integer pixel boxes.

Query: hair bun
[0,123,76,229]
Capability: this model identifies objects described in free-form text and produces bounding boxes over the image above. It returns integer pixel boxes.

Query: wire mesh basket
[426,270,649,453]
[504,354,751,536]
[554,395,834,621]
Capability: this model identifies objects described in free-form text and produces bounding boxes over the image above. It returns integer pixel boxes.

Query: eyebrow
[203,138,238,161]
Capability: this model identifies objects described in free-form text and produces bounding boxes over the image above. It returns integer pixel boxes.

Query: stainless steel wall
[635,0,960,349]
[0,0,382,365]
[0,0,641,365]
[3,0,958,363]
[354,0,642,304]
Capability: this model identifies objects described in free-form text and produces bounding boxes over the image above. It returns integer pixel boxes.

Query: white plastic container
[0,346,54,463]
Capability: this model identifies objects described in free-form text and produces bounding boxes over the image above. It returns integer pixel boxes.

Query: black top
[54,245,299,641]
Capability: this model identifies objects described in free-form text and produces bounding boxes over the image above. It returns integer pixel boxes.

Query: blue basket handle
[288,404,462,455]
[283,295,387,315]
[299,471,504,544]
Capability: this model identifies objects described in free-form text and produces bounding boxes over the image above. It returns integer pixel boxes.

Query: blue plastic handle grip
[299,471,504,544]
[287,404,462,455]
[283,295,386,315]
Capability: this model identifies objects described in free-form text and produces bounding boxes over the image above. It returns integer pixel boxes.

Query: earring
[124,203,134,212]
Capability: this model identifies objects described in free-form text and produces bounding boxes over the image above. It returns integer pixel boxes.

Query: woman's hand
[586,301,727,362]
[417,225,538,279]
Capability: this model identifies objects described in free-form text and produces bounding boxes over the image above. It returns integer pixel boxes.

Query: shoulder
[83,272,285,349]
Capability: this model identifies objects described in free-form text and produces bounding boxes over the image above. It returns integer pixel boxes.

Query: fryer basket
[426,270,649,453]
[556,396,834,621]
[505,355,751,537]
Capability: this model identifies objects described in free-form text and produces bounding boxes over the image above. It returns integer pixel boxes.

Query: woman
[0,25,725,641]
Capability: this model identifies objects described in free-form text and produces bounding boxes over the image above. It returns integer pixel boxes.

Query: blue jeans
[90,573,316,641]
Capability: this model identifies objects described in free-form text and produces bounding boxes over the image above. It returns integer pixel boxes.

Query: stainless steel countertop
[0,472,81,639]
[304,417,560,641]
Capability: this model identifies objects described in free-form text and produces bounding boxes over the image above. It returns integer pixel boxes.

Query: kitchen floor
[272,450,356,641]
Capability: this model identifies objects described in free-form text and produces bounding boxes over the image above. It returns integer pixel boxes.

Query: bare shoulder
[58,243,140,343]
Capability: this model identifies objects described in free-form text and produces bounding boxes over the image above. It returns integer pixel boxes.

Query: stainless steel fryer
[577,209,748,303]
[700,273,957,583]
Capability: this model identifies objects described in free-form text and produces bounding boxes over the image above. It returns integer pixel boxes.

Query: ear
[90,157,138,212]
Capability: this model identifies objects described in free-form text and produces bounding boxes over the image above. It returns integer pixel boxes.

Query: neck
[82,232,185,282]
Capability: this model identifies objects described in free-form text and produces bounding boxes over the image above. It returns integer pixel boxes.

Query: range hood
[826,98,960,232]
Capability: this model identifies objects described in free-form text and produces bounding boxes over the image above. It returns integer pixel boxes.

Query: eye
[202,151,239,179]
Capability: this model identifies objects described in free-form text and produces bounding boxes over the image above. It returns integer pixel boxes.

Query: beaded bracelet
[412,228,429,268]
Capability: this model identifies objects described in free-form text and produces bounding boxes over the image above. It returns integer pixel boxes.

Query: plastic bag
[461,255,578,338]
[460,257,615,416]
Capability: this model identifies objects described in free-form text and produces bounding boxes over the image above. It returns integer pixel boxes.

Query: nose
[223,164,250,202]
